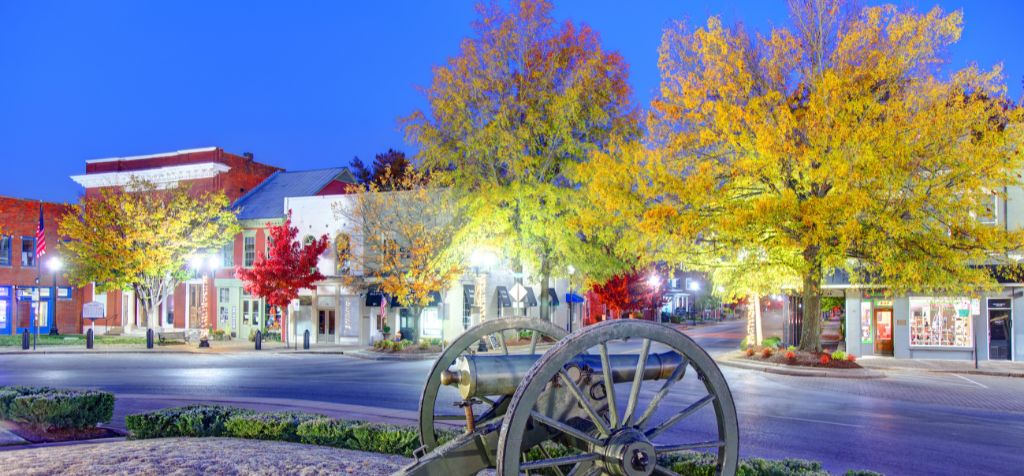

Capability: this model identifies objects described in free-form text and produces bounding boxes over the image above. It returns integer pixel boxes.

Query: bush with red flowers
[761,347,773,358]
[819,354,830,365]
[847,354,857,363]
[745,348,755,357]
[784,350,796,360]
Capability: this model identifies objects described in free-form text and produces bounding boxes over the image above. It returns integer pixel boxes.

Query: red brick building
[0,197,84,335]
[69,147,281,334]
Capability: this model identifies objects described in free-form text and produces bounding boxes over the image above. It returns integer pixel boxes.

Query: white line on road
[953,374,988,389]
[739,412,865,429]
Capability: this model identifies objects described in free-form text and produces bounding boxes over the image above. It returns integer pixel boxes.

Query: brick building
[0,196,84,335]
[69,147,281,334]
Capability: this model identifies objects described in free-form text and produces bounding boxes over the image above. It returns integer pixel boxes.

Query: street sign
[82,301,105,320]
[509,283,527,302]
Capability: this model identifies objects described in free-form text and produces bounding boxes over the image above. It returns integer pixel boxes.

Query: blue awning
[565,292,585,304]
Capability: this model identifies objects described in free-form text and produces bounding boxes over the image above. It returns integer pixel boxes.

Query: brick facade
[0,196,84,335]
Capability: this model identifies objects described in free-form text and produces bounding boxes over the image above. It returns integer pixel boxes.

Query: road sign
[509,283,527,302]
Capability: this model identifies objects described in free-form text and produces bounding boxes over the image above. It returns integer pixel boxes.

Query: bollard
[146,328,154,349]
[86,329,94,349]
[303,329,310,350]
[255,330,262,351]
[21,329,29,350]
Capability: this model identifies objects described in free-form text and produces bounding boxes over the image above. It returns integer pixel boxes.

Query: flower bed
[741,346,862,369]
[370,338,442,354]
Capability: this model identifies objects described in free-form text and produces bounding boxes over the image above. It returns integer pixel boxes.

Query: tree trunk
[411,305,422,342]
[799,249,824,352]
[539,255,551,322]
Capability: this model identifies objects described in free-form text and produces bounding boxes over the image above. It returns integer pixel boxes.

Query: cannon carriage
[397,318,739,476]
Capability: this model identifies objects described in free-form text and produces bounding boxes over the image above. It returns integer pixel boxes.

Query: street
[0,321,1022,475]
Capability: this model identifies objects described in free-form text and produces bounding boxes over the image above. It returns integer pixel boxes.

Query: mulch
[740,348,863,369]
[0,421,120,444]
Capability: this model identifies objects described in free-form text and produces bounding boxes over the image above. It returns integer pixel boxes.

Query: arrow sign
[509,283,528,302]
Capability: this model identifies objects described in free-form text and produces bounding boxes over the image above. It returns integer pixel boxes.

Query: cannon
[396,318,739,476]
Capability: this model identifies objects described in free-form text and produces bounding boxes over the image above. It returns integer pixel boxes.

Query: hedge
[224,412,322,442]
[0,386,113,431]
[658,452,883,476]
[125,405,253,439]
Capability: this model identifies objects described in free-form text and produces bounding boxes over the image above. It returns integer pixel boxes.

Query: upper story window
[978,194,998,225]
[0,236,10,266]
[21,237,36,267]
[221,240,235,268]
[244,236,256,267]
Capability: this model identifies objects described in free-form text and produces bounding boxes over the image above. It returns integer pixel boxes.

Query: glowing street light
[46,256,63,336]
[646,274,662,289]
[188,252,220,348]
[688,280,701,292]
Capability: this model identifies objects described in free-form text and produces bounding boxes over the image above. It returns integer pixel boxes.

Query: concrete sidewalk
[856,355,1024,378]
[716,352,886,379]
[0,341,359,355]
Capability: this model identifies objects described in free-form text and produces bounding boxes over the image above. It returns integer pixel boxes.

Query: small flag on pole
[35,204,46,259]
[380,295,388,318]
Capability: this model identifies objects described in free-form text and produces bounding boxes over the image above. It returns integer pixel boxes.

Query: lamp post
[647,274,662,322]
[46,257,62,336]
[189,253,221,348]
[567,265,576,332]
[469,249,497,351]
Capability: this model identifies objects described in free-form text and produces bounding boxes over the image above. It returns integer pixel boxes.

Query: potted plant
[381,325,392,340]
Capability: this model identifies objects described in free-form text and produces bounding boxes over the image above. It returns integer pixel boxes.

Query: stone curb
[345,349,440,361]
[928,369,1024,379]
[716,355,886,379]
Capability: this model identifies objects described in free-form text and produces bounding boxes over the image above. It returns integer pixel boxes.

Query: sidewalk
[856,355,1024,378]
[0,341,359,355]
[716,351,886,379]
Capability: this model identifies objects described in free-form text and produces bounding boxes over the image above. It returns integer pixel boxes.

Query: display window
[860,302,872,343]
[909,297,974,347]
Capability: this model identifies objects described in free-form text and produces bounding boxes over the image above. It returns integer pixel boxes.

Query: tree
[333,168,463,341]
[589,268,668,320]
[350,156,373,185]
[235,214,329,346]
[59,180,240,329]
[586,1,1024,351]
[349,149,414,189]
[405,0,639,321]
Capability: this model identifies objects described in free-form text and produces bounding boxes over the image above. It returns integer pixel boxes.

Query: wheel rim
[417,317,568,451]
[496,319,739,476]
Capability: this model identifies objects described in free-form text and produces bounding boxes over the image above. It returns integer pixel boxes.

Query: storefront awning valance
[496,286,512,308]
[525,287,538,307]
[566,292,585,304]
[548,288,560,307]
[365,287,388,307]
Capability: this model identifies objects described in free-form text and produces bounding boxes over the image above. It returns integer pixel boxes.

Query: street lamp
[469,249,497,351]
[46,257,62,336]
[567,265,576,332]
[189,253,221,348]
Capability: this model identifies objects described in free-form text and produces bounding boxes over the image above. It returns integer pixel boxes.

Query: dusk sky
[2,0,1021,203]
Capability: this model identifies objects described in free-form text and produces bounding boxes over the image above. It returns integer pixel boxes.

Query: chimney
[243,152,254,160]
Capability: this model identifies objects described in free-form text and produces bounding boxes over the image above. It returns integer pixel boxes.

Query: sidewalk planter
[0,386,113,431]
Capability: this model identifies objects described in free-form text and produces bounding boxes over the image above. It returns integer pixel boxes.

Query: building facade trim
[70,162,231,189]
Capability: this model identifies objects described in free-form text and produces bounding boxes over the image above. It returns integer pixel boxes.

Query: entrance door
[187,284,204,329]
[874,308,893,356]
[318,310,336,343]
[989,309,1012,360]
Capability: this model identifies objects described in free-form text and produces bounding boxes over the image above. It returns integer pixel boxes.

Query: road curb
[345,350,439,361]
[717,357,886,379]
[929,369,1024,379]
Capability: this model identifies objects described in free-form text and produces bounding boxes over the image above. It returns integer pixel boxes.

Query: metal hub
[600,428,657,476]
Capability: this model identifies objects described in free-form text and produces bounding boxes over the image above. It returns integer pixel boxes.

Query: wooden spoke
[645,394,715,439]
[529,331,540,354]
[557,369,611,438]
[496,331,509,355]
[635,359,689,429]
[598,342,620,429]
[531,411,603,447]
[521,453,600,471]
[655,440,726,453]
[623,338,651,426]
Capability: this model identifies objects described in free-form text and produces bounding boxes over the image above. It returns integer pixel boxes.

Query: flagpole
[34,202,41,351]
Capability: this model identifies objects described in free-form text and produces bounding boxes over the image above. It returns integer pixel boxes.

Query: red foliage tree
[590,268,668,320]
[235,214,329,345]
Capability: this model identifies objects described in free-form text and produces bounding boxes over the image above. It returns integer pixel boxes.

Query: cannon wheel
[417,317,568,451]
[496,319,739,476]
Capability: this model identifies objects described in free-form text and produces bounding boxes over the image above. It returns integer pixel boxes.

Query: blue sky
[1,0,1021,203]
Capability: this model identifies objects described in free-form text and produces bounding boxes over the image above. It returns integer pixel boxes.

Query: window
[909,297,974,347]
[0,236,10,266]
[244,236,255,267]
[165,298,174,326]
[221,241,234,267]
[21,237,36,267]
[219,288,230,303]
[860,301,873,344]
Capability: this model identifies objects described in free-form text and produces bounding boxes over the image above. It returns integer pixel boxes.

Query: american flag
[35,203,46,259]
[380,295,388,318]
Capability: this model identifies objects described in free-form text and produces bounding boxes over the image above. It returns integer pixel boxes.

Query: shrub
[397,339,413,351]
[226,412,322,442]
[126,405,251,439]
[761,347,773,358]
[761,336,782,349]
[297,417,364,447]
[847,354,857,363]
[419,340,430,350]
[819,354,831,365]
[739,337,748,350]
[787,345,797,352]
[831,350,847,361]
[745,347,755,357]
[0,386,57,418]
[784,351,796,360]
[844,471,884,476]
[8,389,114,431]
[381,326,391,334]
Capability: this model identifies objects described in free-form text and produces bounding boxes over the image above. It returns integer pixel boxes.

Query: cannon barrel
[442,351,684,399]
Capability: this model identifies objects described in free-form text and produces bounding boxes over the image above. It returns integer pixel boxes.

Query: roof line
[231,170,282,209]
[86,146,219,164]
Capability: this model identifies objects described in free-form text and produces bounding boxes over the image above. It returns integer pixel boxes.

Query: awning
[548,288,560,307]
[365,287,387,307]
[463,285,475,309]
[496,286,513,308]
[426,291,443,307]
[524,286,538,307]
[566,292,585,304]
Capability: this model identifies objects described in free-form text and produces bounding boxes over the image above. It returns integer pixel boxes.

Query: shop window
[860,302,873,343]
[909,297,974,347]
[0,236,10,266]
[244,236,256,267]
[21,237,36,267]
[221,241,234,267]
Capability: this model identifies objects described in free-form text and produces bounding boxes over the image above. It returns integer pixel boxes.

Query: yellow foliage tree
[583,1,1024,351]
[59,180,240,330]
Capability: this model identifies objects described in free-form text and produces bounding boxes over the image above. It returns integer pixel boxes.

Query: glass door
[989,309,1012,360]
[874,309,893,356]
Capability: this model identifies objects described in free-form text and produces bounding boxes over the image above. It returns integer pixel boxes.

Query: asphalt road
[1,320,1022,475]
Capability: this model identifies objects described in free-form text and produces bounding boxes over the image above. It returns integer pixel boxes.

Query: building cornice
[70,162,231,189]
[85,146,219,164]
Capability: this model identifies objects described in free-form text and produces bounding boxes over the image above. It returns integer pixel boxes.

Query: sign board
[82,301,105,320]
[989,298,1012,310]
[509,283,528,302]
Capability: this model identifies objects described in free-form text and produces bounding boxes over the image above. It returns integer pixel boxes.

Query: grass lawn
[0,334,146,346]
